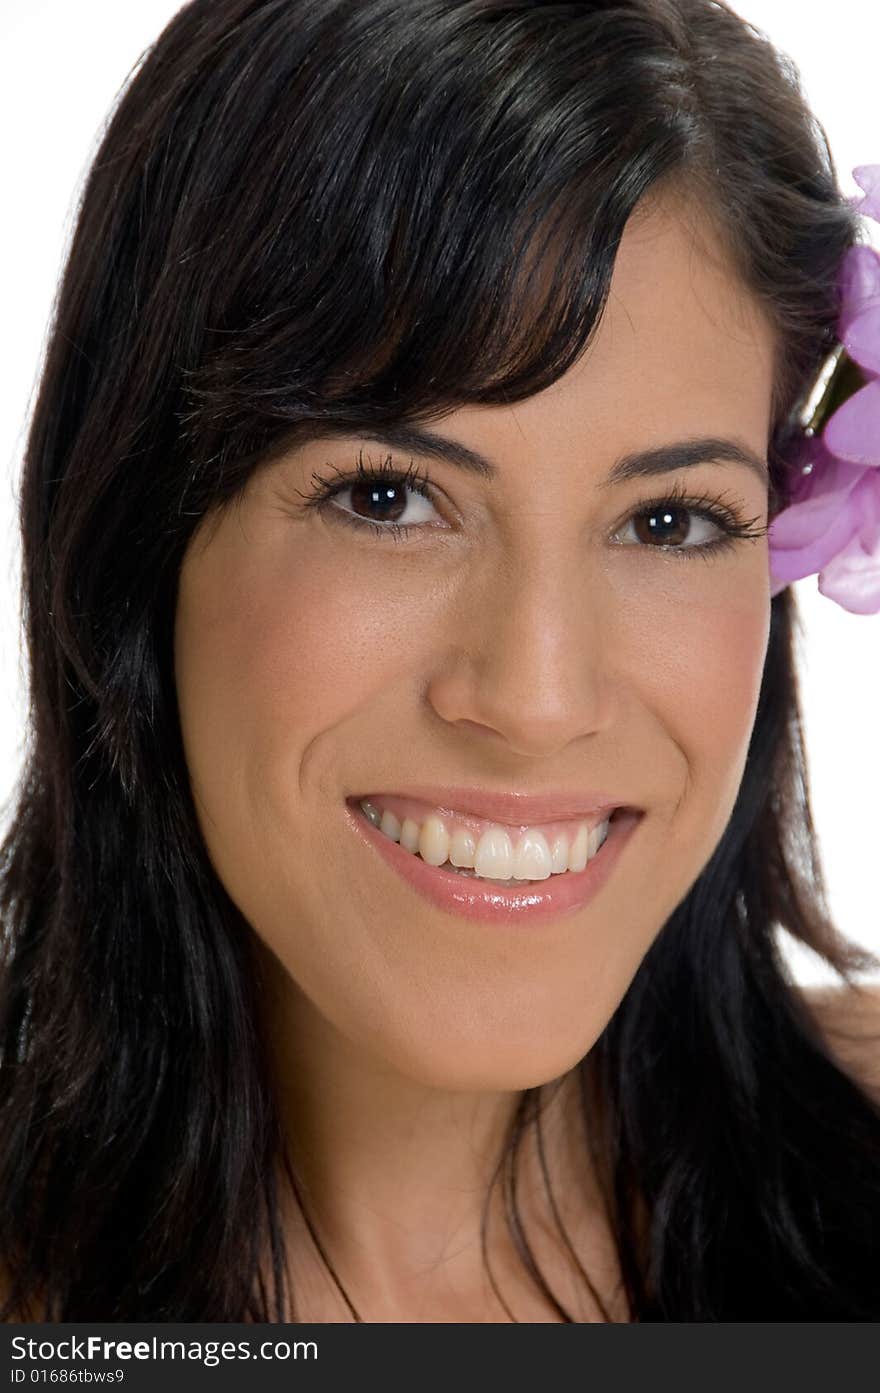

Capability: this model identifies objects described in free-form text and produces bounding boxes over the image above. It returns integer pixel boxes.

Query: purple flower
[852,162,880,223]
[768,164,880,614]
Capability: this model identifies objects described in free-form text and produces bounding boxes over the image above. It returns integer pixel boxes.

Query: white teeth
[473,826,514,880]
[449,826,477,868]
[399,816,421,853]
[512,829,553,880]
[588,820,608,859]
[567,824,590,873]
[418,813,450,867]
[550,833,569,874]
[358,799,613,885]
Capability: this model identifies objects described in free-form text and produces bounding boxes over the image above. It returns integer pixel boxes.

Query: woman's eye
[328,475,442,530]
[614,503,726,549]
[310,459,756,556]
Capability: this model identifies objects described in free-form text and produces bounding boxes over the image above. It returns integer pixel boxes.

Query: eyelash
[296,449,769,558]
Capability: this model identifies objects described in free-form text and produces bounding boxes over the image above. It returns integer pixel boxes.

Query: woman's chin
[345,1014,604,1095]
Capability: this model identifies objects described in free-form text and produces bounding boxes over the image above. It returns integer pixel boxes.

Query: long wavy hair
[2,0,878,1321]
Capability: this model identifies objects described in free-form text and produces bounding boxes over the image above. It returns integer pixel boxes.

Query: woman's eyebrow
[603,437,769,488]
[355,424,496,477]
[352,425,768,486]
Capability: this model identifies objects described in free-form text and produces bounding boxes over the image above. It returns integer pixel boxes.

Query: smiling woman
[1,0,879,1323]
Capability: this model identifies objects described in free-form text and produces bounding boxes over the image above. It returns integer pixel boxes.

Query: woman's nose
[425,546,615,760]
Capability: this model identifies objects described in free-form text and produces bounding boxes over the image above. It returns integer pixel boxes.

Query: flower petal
[853,163,880,222]
[818,527,880,613]
[843,305,880,376]
[823,380,880,465]
[839,245,880,340]
[817,470,880,612]
[768,452,868,587]
[774,174,880,609]
[769,502,859,584]
[778,446,864,511]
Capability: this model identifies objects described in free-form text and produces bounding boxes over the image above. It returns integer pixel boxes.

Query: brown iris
[349,480,407,524]
[632,505,691,546]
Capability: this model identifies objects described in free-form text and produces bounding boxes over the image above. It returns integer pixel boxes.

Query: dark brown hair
[2,0,878,1320]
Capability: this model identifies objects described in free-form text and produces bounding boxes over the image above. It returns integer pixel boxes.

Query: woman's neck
[254,942,627,1320]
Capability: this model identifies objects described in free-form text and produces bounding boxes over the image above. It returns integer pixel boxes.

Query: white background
[1,2,877,985]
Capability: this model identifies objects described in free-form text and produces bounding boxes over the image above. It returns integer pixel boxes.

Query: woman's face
[174,194,775,1090]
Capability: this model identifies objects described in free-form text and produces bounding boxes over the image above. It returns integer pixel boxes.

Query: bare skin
[174,186,777,1321]
[253,941,631,1322]
[3,989,874,1320]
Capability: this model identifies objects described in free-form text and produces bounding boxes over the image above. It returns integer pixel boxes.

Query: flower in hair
[768,164,880,614]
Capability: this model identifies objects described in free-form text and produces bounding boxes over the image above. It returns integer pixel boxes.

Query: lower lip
[344,802,642,926]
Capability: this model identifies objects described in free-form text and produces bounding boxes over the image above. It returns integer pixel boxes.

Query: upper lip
[348,785,632,826]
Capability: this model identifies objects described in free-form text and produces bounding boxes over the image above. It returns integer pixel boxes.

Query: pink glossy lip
[348,785,624,826]
[344,800,643,926]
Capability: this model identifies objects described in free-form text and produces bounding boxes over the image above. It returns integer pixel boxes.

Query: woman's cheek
[179,522,417,735]
[631,566,770,843]
[246,542,445,726]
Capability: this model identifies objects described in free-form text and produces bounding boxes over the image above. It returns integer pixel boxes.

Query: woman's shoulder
[798,980,880,1098]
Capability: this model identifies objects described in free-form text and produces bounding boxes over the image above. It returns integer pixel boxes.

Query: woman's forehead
[439,192,777,471]
[585,193,774,403]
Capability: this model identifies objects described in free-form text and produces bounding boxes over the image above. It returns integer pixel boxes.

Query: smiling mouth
[347,795,636,886]
[344,797,644,925]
